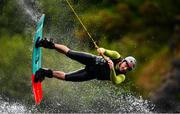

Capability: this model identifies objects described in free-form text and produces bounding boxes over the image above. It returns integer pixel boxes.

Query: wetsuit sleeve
[110,68,125,85]
[103,48,121,59]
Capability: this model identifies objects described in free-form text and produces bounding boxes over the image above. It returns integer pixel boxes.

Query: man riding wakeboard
[34,38,136,85]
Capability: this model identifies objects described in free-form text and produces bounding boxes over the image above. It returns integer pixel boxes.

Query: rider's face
[119,61,129,73]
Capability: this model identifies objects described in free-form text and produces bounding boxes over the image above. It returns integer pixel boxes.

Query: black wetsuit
[65,50,110,81]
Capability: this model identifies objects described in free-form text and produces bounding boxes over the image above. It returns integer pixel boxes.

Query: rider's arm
[110,68,125,85]
[99,48,121,59]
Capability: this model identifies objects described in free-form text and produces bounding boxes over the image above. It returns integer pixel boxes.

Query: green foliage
[0,35,31,99]
[0,0,27,34]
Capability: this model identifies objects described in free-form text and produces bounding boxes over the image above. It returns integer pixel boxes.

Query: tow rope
[65,0,99,49]
[65,0,109,61]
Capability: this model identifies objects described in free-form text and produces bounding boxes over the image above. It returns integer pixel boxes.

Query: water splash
[17,0,42,22]
[0,81,154,113]
[0,96,29,113]
[21,81,154,113]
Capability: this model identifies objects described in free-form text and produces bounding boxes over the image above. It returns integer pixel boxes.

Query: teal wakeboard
[32,14,45,105]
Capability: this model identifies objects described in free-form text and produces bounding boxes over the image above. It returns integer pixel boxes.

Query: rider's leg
[53,70,66,80]
[34,68,66,82]
[34,68,95,82]
[35,38,70,55]
[54,44,70,55]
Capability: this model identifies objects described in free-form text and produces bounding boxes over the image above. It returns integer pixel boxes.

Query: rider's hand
[108,59,114,70]
[97,48,105,56]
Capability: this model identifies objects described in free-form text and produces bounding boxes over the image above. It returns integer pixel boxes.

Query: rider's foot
[34,68,53,82]
[35,37,55,49]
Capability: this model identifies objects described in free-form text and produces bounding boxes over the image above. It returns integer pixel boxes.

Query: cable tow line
[65,0,109,61]
[65,0,98,48]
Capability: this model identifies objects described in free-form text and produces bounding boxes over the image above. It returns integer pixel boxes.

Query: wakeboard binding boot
[34,68,53,82]
[35,37,55,49]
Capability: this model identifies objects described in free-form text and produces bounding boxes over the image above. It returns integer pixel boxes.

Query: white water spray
[0,96,29,113]
[17,0,41,22]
